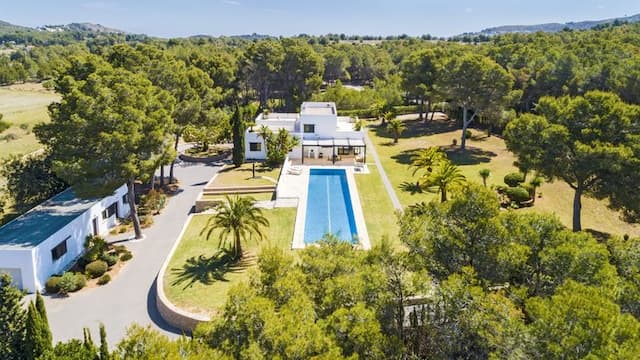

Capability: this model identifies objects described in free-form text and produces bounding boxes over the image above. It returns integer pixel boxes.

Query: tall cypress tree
[99,324,110,360]
[0,273,26,360]
[35,292,52,348]
[232,105,245,167]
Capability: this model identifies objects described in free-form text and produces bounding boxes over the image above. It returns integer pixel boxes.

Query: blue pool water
[304,168,358,244]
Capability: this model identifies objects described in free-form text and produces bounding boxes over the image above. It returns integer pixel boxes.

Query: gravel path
[43,161,221,347]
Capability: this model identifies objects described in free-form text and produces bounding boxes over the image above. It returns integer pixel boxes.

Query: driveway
[43,161,221,347]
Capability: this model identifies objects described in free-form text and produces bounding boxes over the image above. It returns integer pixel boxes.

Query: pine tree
[24,300,52,360]
[232,105,245,167]
[99,323,110,360]
[0,273,26,360]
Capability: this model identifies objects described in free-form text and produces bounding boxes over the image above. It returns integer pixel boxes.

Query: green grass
[212,163,281,187]
[0,84,59,160]
[163,207,296,315]
[368,117,640,238]
[354,167,401,248]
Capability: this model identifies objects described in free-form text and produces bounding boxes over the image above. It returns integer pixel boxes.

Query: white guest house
[245,102,367,164]
[0,185,129,292]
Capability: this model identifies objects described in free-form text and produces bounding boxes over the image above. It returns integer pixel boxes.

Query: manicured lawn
[354,167,401,248]
[368,117,640,238]
[211,163,281,187]
[0,84,59,160]
[163,208,296,315]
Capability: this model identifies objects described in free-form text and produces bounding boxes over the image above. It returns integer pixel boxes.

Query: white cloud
[222,0,241,5]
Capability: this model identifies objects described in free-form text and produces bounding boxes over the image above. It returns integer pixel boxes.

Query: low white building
[245,102,367,164]
[0,185,130,293]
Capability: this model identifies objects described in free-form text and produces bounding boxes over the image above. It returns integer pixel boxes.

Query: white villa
[0,185,130,292]
[245,102,367,164]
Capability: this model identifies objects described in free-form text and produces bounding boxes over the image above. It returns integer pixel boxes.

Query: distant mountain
[0,20,31,31]
[36,22,126,34]
[469,13,640,36]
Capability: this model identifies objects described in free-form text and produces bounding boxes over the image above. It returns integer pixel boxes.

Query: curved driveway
[43,161,220,346]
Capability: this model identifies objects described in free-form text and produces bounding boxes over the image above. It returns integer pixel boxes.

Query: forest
[1,21,640,359]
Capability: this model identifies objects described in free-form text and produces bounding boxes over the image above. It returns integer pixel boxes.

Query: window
[249,142,262,151]
[102,203,117,219]
[51,238,68,261]
[122,194,129,204]
[337,146,352,155]
[303,124,315,133]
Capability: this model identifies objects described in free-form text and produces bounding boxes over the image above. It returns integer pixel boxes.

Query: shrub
[83,235,107,262]
[465,129,473,139]
[45,276,61,294]
[113,245,127,254]
[504,172,525,187]
[141,215,154,228]
[120,251,133,262]
[100,253,118,267]
[97,274,111,285]
[74,273,87,290]
[58,272,85,294]
[505,186,531,203]
[85,260,108,278]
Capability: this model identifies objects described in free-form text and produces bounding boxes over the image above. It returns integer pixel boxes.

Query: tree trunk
[441,186,447,202]
[149,175,155,191]
[424,100,431,124]
[418,97,424,120]
[234,230,242,259]
[127,179,143,239]
[169,132,180,184]
[572,186,583,232]
[159,165,165,187]
[461,106,469,150]
[460,107,476,151]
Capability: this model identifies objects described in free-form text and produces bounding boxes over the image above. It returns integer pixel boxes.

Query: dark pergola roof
[302,138,365,147]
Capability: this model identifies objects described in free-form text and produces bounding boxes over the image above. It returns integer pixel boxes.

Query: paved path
[364,132,403,211]
[43,161,220,347]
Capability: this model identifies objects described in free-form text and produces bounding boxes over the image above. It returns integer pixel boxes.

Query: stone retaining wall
[155,215,211,332]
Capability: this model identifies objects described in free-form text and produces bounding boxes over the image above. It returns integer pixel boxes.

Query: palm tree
[382,110,395,127]
[200,195,269,259]
[422,160,466,202]
[387,119,406,144]
[257,125,272,145]
[411,147,446,176]
[479,168,491,187]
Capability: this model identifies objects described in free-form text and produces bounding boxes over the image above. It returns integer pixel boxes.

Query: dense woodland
[1,22,640,359]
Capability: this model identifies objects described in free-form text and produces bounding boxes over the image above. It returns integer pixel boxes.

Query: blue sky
[3,0,640,38]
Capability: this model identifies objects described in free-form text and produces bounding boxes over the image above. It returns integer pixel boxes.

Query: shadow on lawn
[400,181,424,194]
[170,249,252,289]
[373,119,458,140]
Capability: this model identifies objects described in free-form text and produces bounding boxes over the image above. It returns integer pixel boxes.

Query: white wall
[245,131,267,160]
[0,184,130,293]
[0,249,36,292]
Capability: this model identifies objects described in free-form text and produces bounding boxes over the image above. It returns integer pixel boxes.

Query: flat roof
[301,102,336,116]
[0,188,99,250]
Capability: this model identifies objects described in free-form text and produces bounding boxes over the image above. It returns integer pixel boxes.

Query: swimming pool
[303,168,358,244]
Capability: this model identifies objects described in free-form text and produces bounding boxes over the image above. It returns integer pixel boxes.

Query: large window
[249,142,262,151]
[122,194,129,204]
[337,146,352,155]
[102,203,117,219]
[51,238,68,261]
[303,124,315,133]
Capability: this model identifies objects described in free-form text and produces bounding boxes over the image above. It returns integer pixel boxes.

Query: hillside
[474,13,640,36]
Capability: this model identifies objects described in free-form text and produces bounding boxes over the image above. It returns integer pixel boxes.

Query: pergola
[301,138,366,164]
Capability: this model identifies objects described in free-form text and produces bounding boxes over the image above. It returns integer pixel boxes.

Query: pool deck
[282,162,371,250]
